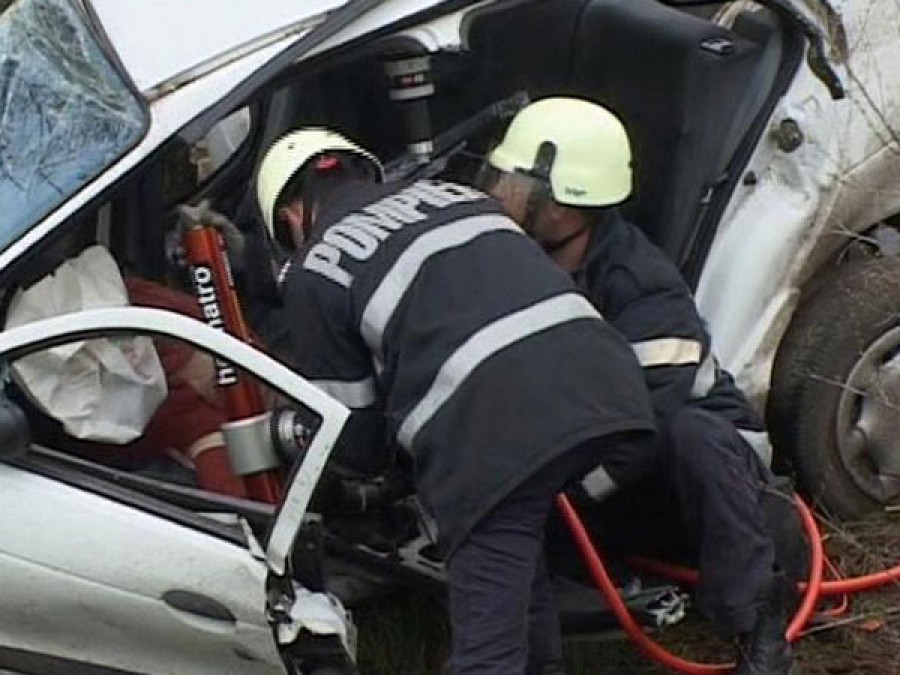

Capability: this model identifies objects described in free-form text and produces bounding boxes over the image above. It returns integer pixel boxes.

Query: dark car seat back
[464,0,586,101]
[569,0,784,264]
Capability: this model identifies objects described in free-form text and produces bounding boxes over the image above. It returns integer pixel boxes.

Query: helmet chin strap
[520,180,550,240]
[302,198,315,245]
[520,181,589,254]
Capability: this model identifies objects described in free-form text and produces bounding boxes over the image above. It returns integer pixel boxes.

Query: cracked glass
[0,0,147,252]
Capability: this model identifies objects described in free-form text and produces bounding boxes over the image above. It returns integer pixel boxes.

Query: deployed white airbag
[5,245,167,443]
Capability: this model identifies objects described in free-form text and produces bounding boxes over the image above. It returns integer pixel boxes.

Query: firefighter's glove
[172,200,247,271]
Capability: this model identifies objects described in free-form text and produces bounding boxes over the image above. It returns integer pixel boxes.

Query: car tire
[768,255,900,519]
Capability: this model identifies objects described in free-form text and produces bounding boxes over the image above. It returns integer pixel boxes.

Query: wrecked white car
[0,0,898,672]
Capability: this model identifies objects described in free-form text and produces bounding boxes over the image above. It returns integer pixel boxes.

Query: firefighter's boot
[734,572,798,675]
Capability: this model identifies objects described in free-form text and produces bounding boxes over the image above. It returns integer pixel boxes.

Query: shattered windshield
[0,0,147,252]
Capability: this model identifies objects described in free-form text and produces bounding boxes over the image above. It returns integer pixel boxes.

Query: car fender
[696,0,900,406]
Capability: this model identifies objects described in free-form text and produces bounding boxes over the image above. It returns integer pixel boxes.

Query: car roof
[86,0,350,96]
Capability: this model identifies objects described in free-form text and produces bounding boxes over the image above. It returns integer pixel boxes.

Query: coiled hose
[556,493,900,674]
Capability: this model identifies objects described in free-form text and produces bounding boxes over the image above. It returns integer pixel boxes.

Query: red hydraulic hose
[563,491,900,673]
[556,493,733,674]
[627,556,699,586]
[787,497,823,641]
[816,566,900,595]
[816,558,850,620]
[629,501,900,599]
[632,555,900,597]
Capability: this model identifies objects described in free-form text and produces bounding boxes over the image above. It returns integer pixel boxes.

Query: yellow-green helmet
[488,97,632,207]
[256,128,384,238]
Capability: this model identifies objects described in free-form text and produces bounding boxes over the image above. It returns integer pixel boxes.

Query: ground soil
[355,510,900,674]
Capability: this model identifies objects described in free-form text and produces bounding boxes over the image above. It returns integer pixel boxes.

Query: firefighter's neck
[538,205,591,273]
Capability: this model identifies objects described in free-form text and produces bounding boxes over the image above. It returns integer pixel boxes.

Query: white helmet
[488,97,632,207]
[256,128,383,238]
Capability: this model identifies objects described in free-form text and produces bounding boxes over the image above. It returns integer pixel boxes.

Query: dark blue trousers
[593,407,779,635]
[446,434,656,675]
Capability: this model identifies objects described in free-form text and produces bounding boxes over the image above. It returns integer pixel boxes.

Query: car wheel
[768,255,900,519]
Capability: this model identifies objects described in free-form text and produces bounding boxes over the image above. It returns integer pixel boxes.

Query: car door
[0,307,350,675]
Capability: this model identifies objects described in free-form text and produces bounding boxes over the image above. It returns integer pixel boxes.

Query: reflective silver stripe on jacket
[397,293,602,449]
[581,464,618,501]
[691,354,717,399]
[631,338,702,368]
[309,377,378,408]
[360,214,520,357]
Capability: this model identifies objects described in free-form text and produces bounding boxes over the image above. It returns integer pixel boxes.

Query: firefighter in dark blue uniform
[480,98,801,675]
[255,128,659,675]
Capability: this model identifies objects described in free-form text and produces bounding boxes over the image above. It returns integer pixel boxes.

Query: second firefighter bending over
[479,97,806,675]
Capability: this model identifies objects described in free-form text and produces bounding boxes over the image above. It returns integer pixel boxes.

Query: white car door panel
[0,307,350,674]
[0,465,284,674]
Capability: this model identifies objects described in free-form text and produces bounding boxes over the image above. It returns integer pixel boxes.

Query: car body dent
[275,587,353,650]
[1,0,896,666]
[697,0,900,406]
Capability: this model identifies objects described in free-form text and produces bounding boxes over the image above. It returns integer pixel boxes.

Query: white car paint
[303,0,495,58]
[0,466,282,675]
[17,0,881,670]
[87,0,346,96]
[696,0,900,405]
[2,0,898,668]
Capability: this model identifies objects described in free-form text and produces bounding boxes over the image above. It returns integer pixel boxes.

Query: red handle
[183,225,283,502]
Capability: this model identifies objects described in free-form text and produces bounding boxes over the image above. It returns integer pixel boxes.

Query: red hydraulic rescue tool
[180,203,284,503]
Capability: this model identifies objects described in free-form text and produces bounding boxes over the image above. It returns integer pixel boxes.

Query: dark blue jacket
[283,182,656,554]
[573,211,764,435]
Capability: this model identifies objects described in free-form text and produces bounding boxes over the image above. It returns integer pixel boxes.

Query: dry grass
[354,593,450,674]
[354,510,900,674]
